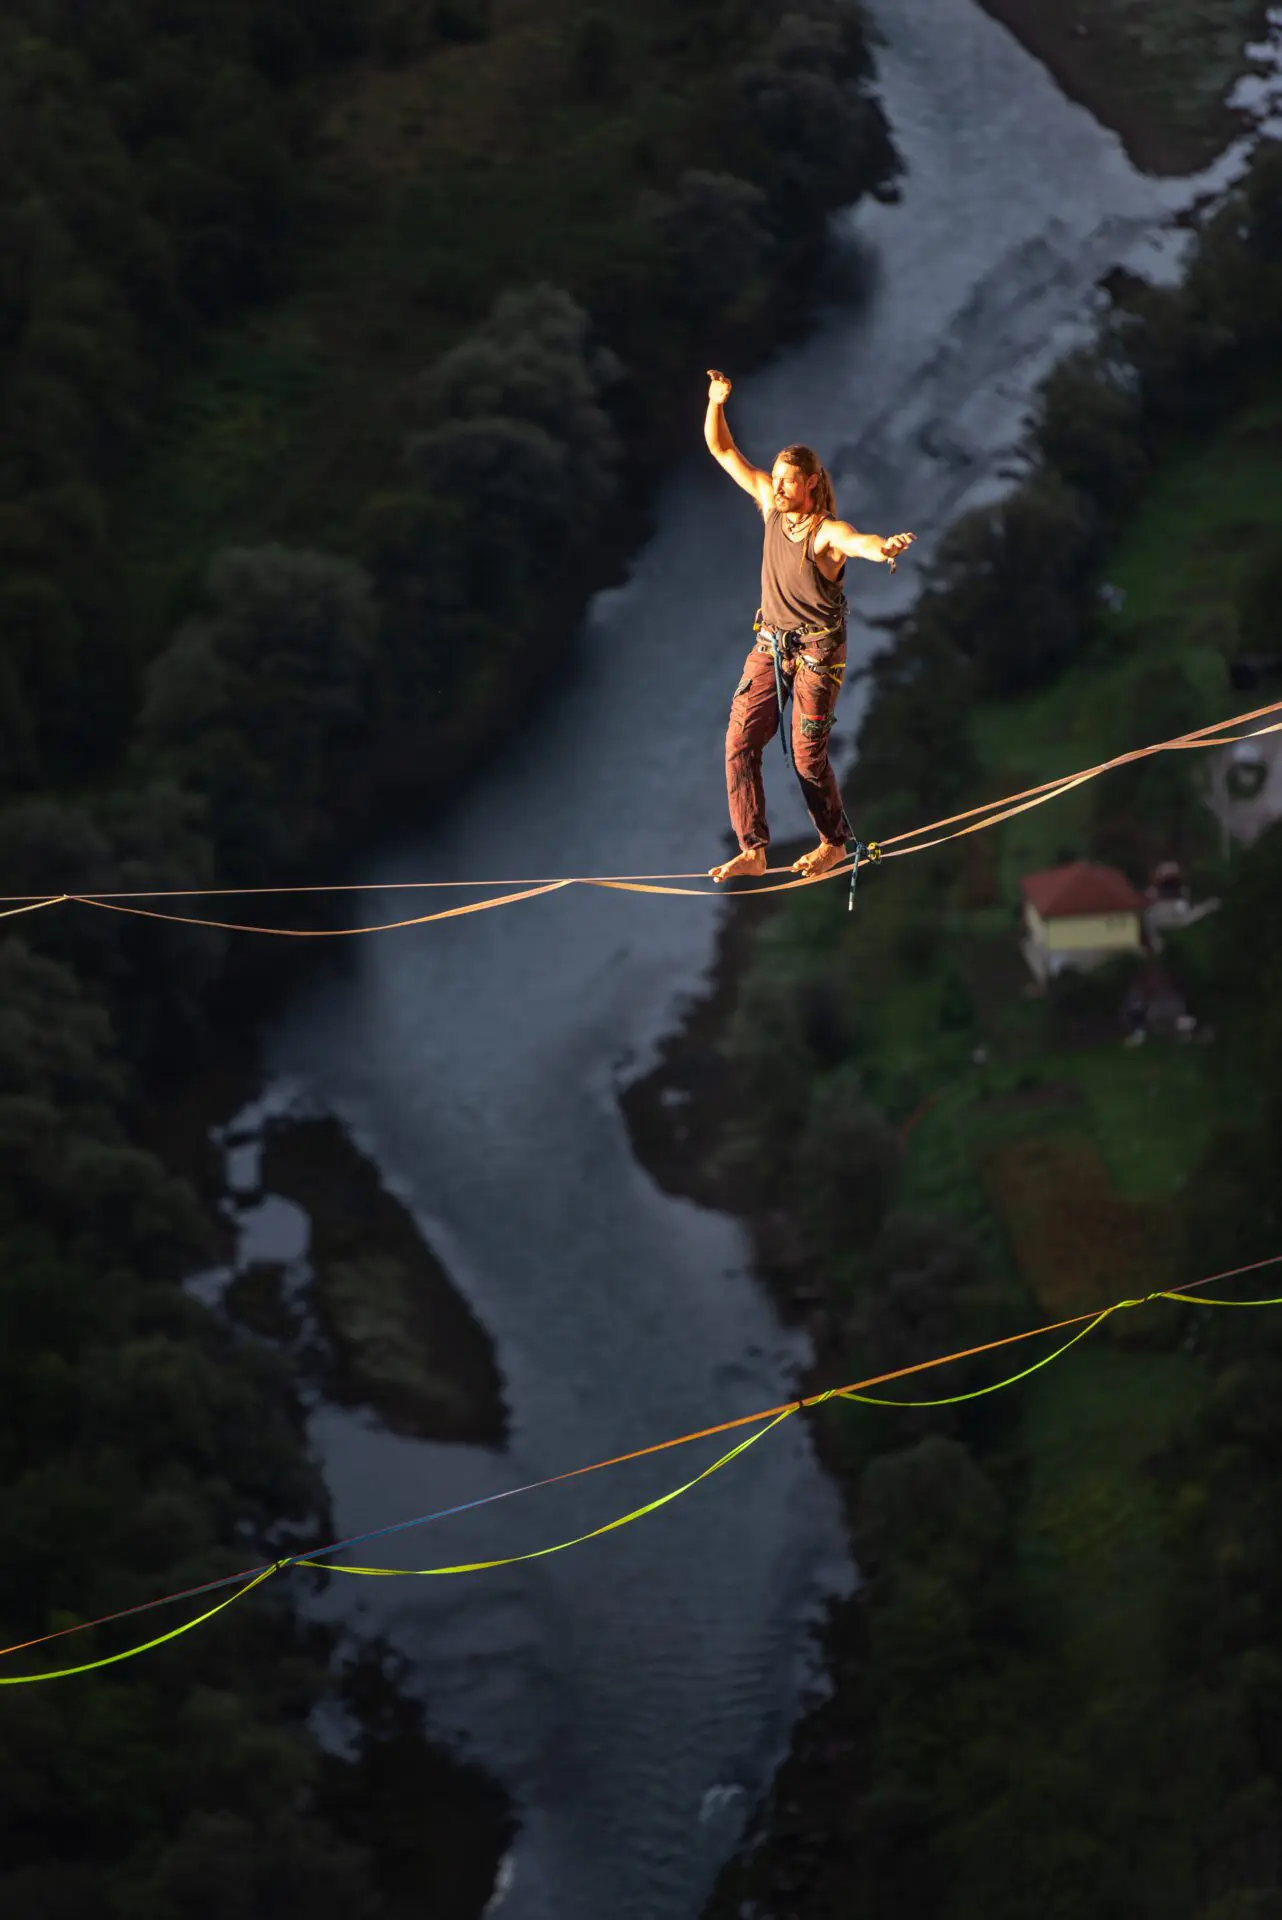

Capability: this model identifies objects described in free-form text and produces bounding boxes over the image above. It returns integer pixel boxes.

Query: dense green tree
[1090,661,1218,876]
[844,1214,978,1391]
[1034,346,1148,517]
[637,170,775,335]
[928,471,1099,696]
[142,544,376,879]
[796,1065,902,1251]
[858,1434,1005,1590]
[413,284,619,507]
[568,12,626,102]
[726,6,895,242]
[855,622,978,810]
[1236,542,1282,659]
[1210,819,1282,1002]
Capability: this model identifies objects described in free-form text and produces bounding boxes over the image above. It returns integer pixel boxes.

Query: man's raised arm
[705,370,772,512]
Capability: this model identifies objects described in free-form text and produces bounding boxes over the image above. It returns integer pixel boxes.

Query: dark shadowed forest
[0,0,893,1911]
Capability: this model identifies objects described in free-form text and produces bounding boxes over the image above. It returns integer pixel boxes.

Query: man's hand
[707,369,733,406]
[881,531,915,562]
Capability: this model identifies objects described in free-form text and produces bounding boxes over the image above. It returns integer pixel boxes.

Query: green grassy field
[972,379,1282,891]
[881,383,1282,1253]
[813,382,1282,1803]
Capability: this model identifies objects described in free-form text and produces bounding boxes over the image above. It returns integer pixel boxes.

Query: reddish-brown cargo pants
[726,629,848,850]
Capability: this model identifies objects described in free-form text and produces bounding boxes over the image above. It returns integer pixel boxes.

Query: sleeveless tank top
[759,509,847,633]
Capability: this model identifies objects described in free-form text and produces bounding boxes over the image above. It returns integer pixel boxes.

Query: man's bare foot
[790,839,847,879]
[709,845,768,883]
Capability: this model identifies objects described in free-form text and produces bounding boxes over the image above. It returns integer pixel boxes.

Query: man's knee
[725,733,767,779]
[728,707,774,758]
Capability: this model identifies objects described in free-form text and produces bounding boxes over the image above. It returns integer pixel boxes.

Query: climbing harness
[752,612,877,907]
[753,613,795,766]
[753,612,844,769]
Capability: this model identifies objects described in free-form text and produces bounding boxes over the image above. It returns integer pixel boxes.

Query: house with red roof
[1019,860,1146,987]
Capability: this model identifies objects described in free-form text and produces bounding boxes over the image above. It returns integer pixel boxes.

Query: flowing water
[227,5,1258,1913]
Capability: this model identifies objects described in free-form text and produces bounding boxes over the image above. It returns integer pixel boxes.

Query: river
[224,4,1248,1914]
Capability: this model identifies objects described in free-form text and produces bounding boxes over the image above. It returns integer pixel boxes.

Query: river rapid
[232,5,1247,1914]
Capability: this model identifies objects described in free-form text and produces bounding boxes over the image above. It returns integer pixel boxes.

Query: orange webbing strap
[63,879,573,938]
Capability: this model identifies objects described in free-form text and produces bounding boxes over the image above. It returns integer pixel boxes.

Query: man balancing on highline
[703,369,915,883]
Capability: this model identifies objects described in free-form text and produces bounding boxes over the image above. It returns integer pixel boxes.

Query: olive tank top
[759,509,847,632]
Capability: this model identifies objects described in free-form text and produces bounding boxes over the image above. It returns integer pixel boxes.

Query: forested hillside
[705,141,1282,1920]
[1,0,893,802]
[0,3,894,1911]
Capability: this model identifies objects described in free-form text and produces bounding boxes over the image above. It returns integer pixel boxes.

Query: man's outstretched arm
[704,370,772,513]
[819,521,916,566]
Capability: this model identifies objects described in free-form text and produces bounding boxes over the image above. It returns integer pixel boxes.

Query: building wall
[1025,904,1141,953]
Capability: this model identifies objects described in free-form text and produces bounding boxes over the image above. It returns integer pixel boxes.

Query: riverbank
[626,166,1282,1914]
[146,1047,509,1446]
[141,1058,517,1910]
[261,1114,507,1443]
[975,0,1267,174]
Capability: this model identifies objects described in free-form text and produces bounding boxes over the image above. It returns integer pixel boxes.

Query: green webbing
[0,1566,278,1687]
[839,1311,1113,1409]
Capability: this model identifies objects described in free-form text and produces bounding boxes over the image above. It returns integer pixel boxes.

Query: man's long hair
[776,443,836,529]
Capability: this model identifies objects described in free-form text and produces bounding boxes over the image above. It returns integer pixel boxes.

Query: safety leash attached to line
[768,630,792,767]
[847,837,882,911]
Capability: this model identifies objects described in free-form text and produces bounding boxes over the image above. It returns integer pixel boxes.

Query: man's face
[771,461,815,515]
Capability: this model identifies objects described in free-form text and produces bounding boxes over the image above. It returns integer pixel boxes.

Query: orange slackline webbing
[64,879,573,937]
[877,705,1282,864]
[2,697,1278,925]
[0,896,66,919]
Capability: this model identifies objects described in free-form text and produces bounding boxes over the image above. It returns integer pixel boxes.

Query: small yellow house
[1020,860,1145,986]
